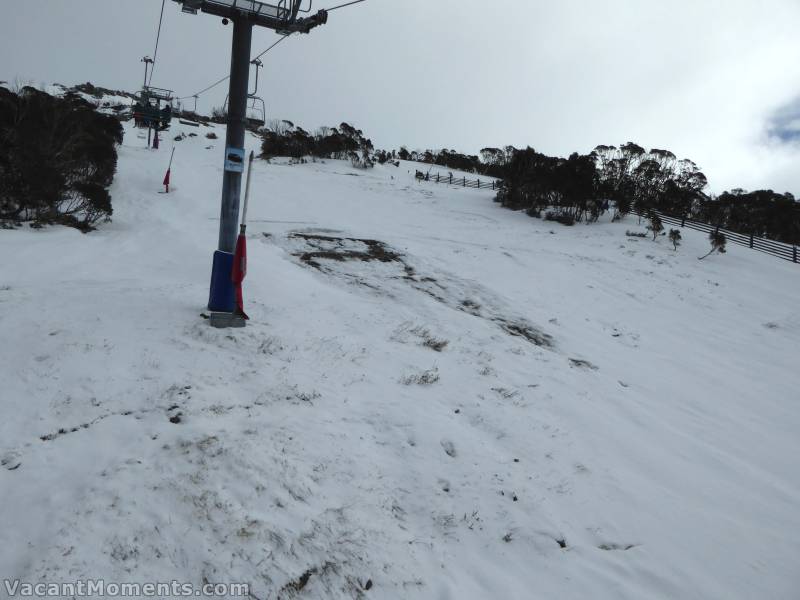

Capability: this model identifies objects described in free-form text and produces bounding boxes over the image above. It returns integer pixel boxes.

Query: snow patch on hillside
[0,118,798,599]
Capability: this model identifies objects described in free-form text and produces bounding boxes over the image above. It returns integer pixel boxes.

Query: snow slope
[1,119,799,600]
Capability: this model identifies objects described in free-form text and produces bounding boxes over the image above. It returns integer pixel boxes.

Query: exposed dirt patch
[599,543,636,551]
[282,232,554,350]
[1,451,21,471]
[393,323,449,352]
[497,319,554,347]
[291,233,402,269]
[569,358,599,371]
[278,561,339,598]
[400,367,440,386]
[39,410,134,441]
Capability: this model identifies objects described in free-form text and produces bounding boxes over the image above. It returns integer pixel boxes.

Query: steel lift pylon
[172,0,328,326]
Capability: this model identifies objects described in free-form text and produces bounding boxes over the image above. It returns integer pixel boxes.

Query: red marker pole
[163,147,175,193]
[231,150,254,319]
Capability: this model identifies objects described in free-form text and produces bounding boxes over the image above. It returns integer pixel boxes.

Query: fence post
[681,216,686,227]
[794,246,797,263]
[463,177,466,187]
[449,174,453,184]
[476,178,480,188]
[492,181,495,190]
[436,173,440,183]
[749,233,754,248]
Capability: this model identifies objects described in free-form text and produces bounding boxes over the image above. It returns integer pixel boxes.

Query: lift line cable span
[148,0,169,86]
[179,74,233,100]
[178,33,292,100]
[327,0,366,11]
[176,0,367,101]
[252,31,293,60]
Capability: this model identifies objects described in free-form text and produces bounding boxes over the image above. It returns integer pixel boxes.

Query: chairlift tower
[173,0,328,322]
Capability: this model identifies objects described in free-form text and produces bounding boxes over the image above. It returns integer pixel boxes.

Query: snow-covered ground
[1,119,799,599]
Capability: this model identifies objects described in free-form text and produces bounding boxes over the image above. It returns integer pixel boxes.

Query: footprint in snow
[1,451,22,471]
[441,440,457,458]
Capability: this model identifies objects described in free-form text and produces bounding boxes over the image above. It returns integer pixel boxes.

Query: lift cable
[148,0,168,86]
[180,74,232,100]
[179,33,293,100]
[252,31,293,61]
[176,0,367,101]
[327,0,367,11]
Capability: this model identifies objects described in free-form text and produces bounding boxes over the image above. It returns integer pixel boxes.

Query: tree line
[0,86,123,231]
[396,141,799,245]
[261,120,376,168]
[6,80,791,246]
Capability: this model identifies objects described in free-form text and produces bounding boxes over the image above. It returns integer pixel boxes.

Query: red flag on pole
[162,148,175,193]
[231,231,248,319]
[231,150,254,320]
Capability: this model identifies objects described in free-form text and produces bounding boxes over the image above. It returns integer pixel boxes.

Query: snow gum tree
[0,86,123,231]
[669,228,682,250]
[647,212,664,240]
[699,231,727,260]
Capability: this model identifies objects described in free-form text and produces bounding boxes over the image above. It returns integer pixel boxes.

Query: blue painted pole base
[208,250,236,312]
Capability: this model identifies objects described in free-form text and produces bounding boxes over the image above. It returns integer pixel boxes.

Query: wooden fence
[417,171,499,190]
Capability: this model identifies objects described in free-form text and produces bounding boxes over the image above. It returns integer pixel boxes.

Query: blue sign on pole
[224,147,245,172]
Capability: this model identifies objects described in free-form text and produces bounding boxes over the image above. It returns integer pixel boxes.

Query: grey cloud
[769,98,800,143]
[1,0,799,196]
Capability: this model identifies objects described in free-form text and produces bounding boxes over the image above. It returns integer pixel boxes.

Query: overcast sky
[1,0,799,195]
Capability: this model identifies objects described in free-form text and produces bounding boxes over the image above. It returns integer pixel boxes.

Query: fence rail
[417,171,499,190]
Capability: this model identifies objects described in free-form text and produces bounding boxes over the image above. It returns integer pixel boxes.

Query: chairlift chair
[222,93,267,128]
[222,56,266,127]
[247,95,266,127]
[246,58,266,127]
[133,85,175,130]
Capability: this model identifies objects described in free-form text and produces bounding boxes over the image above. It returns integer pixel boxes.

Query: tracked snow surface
[1,119,799,599]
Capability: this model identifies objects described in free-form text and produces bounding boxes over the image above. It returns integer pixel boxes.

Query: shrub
[544,211,575,226]
[669,228,682,250]
[210,106,227,123]
[0,86,123,231]
[699,230,726,260]
[647,212,664,240]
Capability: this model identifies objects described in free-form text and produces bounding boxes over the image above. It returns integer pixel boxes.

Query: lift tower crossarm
[171,0,327,33]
